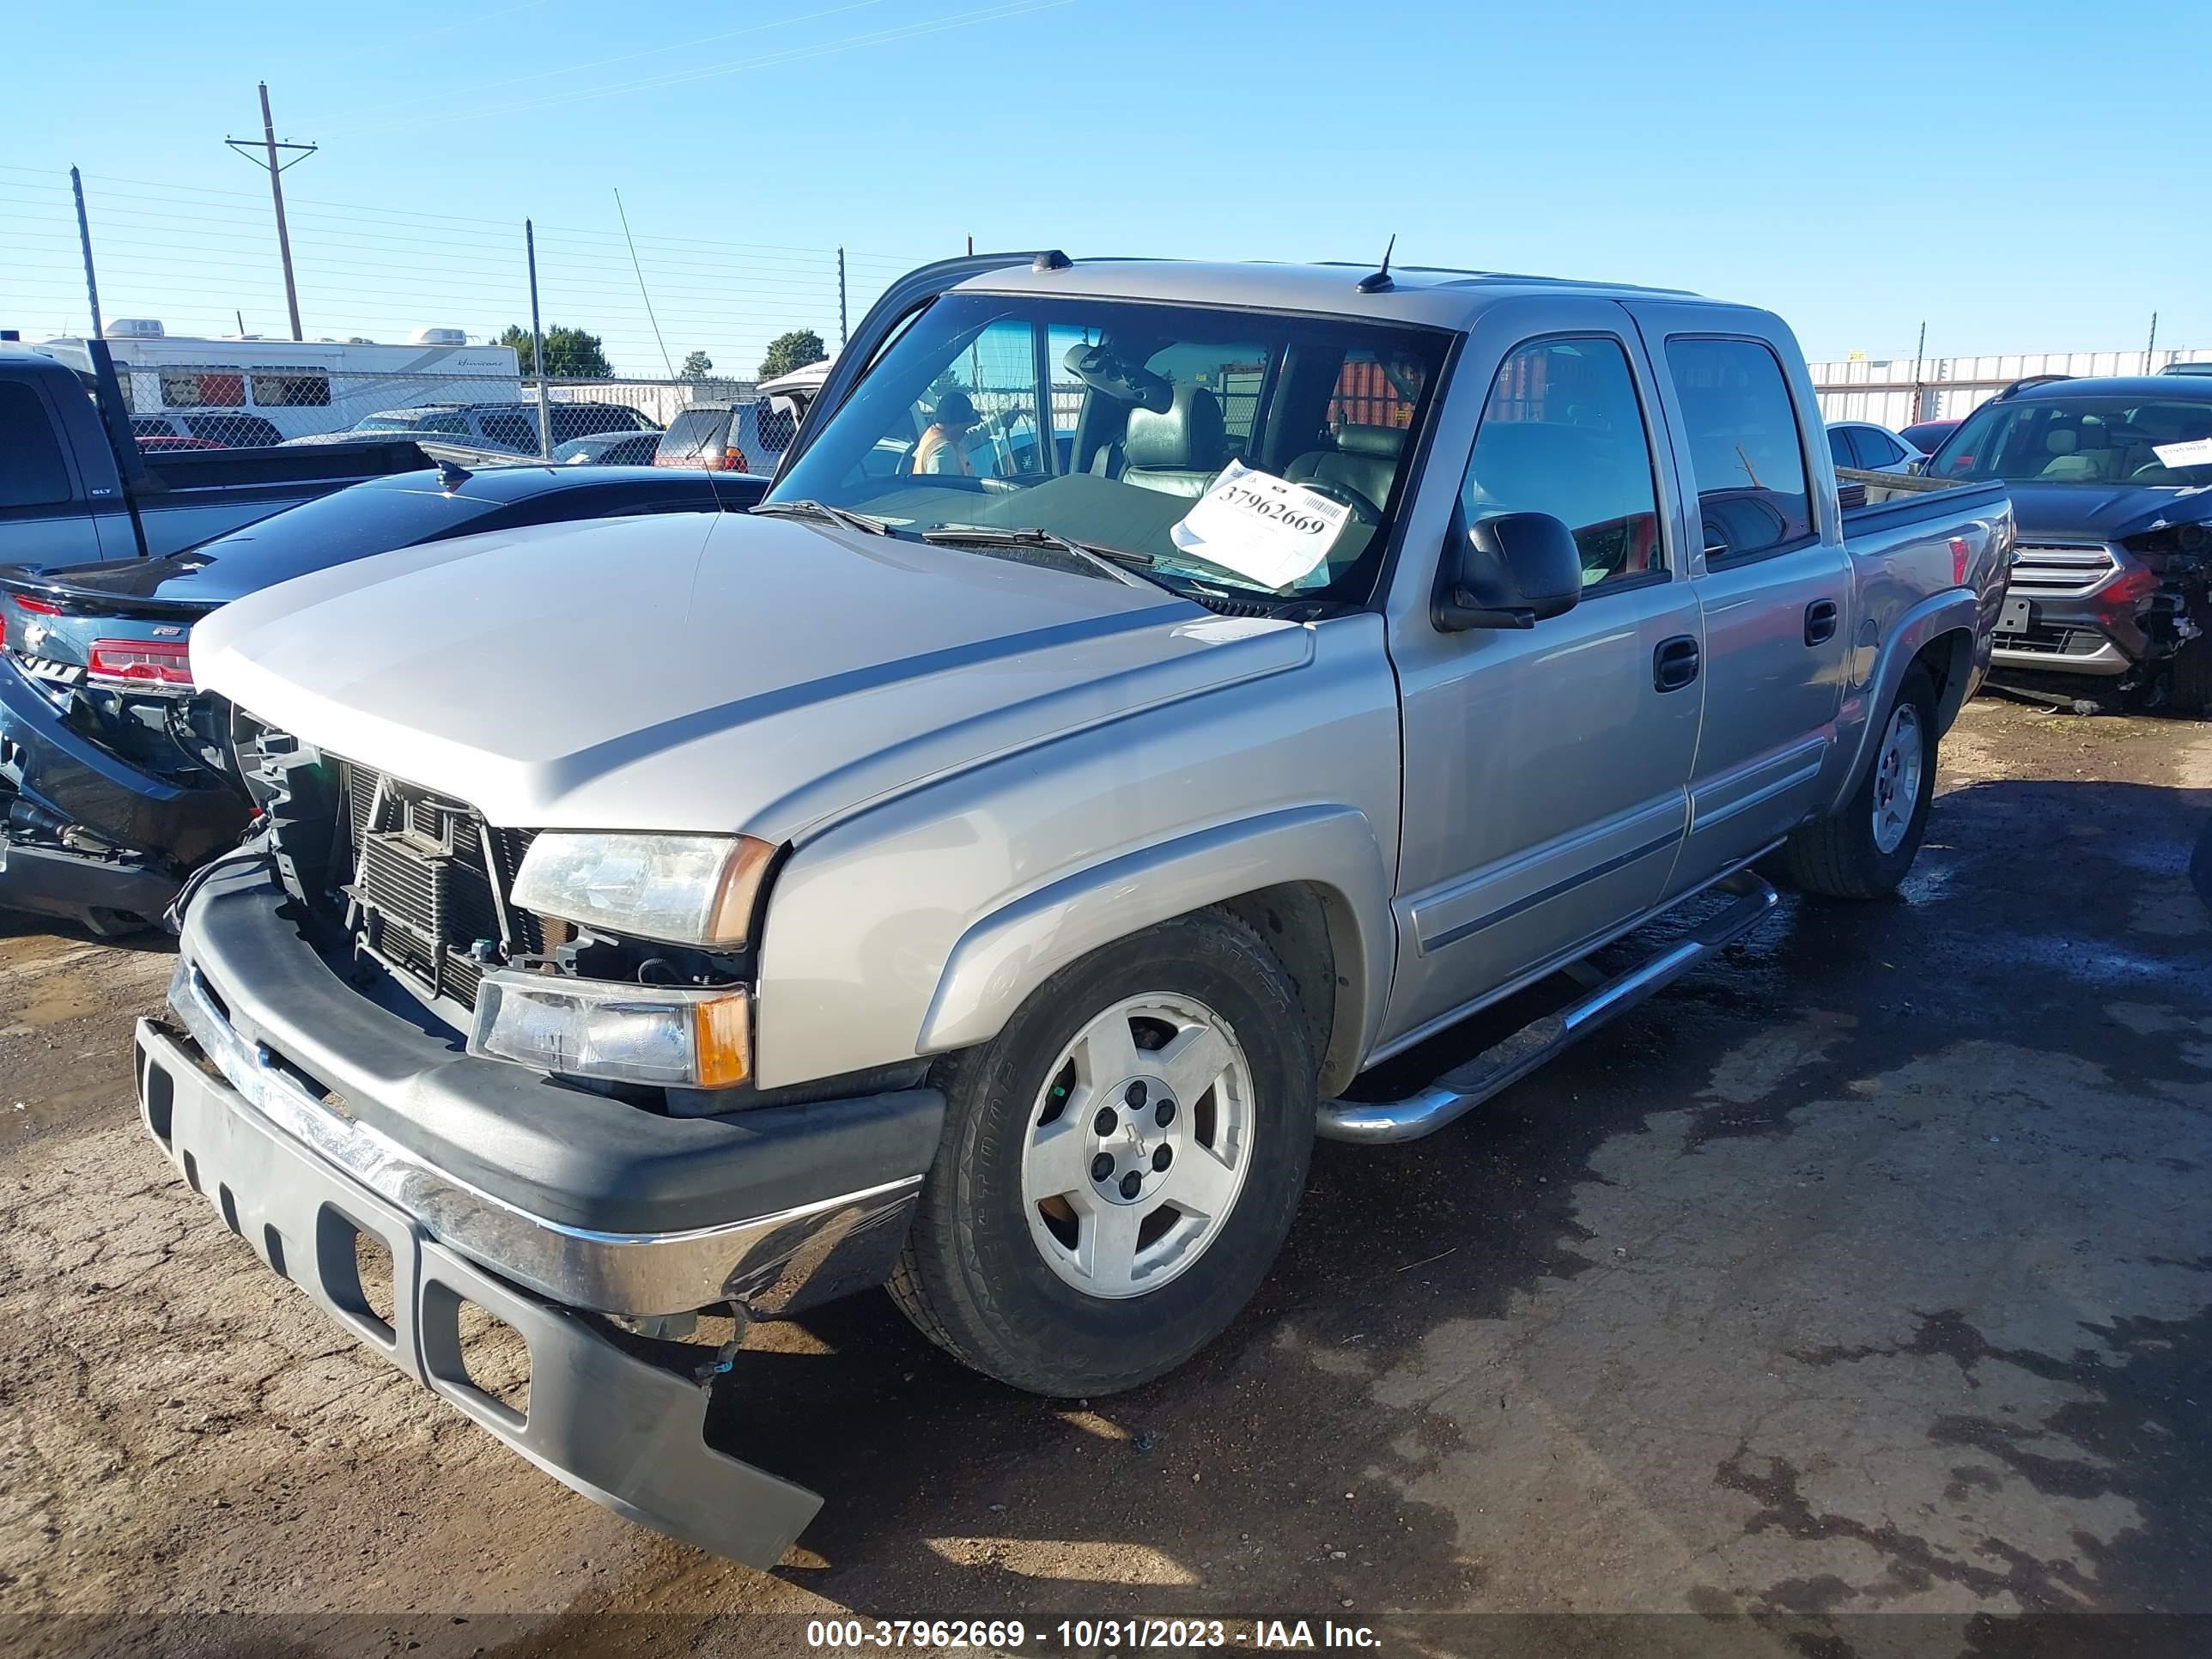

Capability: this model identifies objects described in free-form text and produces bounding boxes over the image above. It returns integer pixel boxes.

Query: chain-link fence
[82,360,810,465]
[0,161,936,456]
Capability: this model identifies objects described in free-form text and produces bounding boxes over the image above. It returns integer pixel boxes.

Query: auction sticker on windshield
[1171,460,1352,588]
[2154,438,2212,470]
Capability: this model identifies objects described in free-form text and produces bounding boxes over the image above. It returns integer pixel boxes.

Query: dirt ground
[4,692,2210,1659]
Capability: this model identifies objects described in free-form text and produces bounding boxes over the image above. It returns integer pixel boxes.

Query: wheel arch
[915,807,1392,1097]
[1822,591,1978,817]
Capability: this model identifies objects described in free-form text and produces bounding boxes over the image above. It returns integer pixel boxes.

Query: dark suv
[1924,376,2212,710]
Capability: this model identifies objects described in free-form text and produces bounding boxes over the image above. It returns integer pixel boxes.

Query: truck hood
[191,512,1310,841]
[2004,481,2212,543]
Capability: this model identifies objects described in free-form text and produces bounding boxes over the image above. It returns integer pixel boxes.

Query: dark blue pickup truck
[2,343,433,569]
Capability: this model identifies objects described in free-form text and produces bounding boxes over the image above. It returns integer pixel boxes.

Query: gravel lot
[4,693,2209,1657]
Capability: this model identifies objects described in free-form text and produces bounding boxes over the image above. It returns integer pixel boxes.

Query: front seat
[1287,423,1405,507]
[1121,386,1229,498]
[2038,428,2095,481]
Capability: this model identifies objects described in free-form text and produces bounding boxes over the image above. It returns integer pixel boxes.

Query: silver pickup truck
[137,254,2011,1567]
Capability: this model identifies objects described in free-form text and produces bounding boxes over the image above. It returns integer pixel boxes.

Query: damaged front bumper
[137,868,945,1565]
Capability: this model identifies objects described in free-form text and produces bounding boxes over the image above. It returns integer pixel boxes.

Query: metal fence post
[527,218,552,461]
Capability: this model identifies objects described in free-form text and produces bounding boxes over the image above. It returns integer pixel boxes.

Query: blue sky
[3,0,2207,375]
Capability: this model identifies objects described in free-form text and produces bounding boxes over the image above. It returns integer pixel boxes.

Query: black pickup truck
[1,343,429,570]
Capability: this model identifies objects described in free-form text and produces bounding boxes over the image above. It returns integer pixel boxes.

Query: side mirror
[1434,511,1584,631]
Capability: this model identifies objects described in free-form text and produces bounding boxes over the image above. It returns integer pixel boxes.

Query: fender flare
[1824,588,1979,817]
[915,805,1394,1093]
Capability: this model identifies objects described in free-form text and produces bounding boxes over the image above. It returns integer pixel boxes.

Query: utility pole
[1912,319,1926,423]
[526,219,553,460]
[226,83,315,342]
[837,246,848,347]
[69,167,104,340]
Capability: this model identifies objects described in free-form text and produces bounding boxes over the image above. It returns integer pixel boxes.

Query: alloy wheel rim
[1018,993,1255,1299]
[1871,702,1923,855]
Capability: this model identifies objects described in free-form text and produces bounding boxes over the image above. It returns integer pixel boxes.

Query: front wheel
[1783,664,1939,898]
[889,910,1316,1397]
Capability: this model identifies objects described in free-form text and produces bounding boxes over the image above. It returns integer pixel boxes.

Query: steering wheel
[1294,477,1383,526]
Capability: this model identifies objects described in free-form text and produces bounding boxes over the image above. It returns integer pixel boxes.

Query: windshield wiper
[750,498,893,537]
[922,523,1155,568]
[919,525,1224,603]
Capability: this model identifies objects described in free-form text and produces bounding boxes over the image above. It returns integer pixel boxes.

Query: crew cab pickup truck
[0,344,428,569]
[138,254,2012,1567]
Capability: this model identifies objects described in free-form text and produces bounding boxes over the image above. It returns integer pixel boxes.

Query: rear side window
[1461,337,1665,590]
[0,382,75,507]
[250,369,331,408]
[1663,337,1813,562]
[1857,428,1904,466]
[1826,428,1857,469]
[1148,341,1269,453]
[157,367,245,408]
[476,409,538,451]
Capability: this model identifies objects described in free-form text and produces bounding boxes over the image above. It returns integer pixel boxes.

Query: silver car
[145,253,2011,1566]
[1826,419,1926,474]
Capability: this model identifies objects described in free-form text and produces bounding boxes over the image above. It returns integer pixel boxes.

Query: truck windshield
[772,293,1452,604]
[1927,392,2212,488]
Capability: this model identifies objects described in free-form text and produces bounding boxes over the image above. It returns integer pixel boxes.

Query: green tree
[498,324,612,380]
[679,349,714,380]
[759,329,828,380]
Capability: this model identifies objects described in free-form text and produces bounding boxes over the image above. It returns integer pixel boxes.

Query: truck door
[0,375,108,572]
[1381,307,1702,1051]
[1628,309,1850,891]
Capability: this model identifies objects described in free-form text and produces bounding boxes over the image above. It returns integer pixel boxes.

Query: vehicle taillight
[87,637,194,690]
[1949,537,1971,586]
[719,445,750,472]
[10,593,62,616]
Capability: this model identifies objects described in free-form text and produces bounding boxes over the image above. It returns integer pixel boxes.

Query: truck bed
[1837,466,2009,537]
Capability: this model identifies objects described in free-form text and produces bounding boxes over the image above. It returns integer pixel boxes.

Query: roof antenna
[434,457,472,491]
[1357,234,1397,294]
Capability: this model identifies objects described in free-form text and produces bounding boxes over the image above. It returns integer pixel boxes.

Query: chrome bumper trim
[165,958,920,1316]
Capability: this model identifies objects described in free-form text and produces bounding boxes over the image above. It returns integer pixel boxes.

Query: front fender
[918,805,1393,1088]
[749,614,1405,1092]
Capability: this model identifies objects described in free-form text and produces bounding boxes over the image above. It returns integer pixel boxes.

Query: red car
[1900,418,1961,457]
[134,434,227,453]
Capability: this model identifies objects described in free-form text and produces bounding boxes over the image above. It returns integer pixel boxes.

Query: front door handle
[1654,635,1700,693]
[1804,599,1840,646]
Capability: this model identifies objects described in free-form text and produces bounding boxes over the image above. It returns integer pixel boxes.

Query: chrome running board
[1317,869,1781,1145]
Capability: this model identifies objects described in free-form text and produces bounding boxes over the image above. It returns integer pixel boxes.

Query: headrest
[1332,422,1406,459]
[1124,386,1227,471]
[2045,429,2078,455]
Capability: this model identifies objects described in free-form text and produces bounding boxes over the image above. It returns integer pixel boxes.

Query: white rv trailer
[33,322,522,444]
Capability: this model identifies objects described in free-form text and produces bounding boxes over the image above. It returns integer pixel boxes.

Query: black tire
[2169,635,2212,718]
[1783,664,1940,899]
[888,908,1316,1397]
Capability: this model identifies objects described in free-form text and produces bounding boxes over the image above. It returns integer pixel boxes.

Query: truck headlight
[469,970,750,1089]
[511,832,775,948]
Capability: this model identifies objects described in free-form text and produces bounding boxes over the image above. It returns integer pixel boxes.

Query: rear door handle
[1653,635,1700,693]
[1804,599,1840,646]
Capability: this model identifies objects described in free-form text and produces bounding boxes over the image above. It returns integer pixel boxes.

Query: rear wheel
[889,910,1315,1397]
[1783,665,1939,898]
